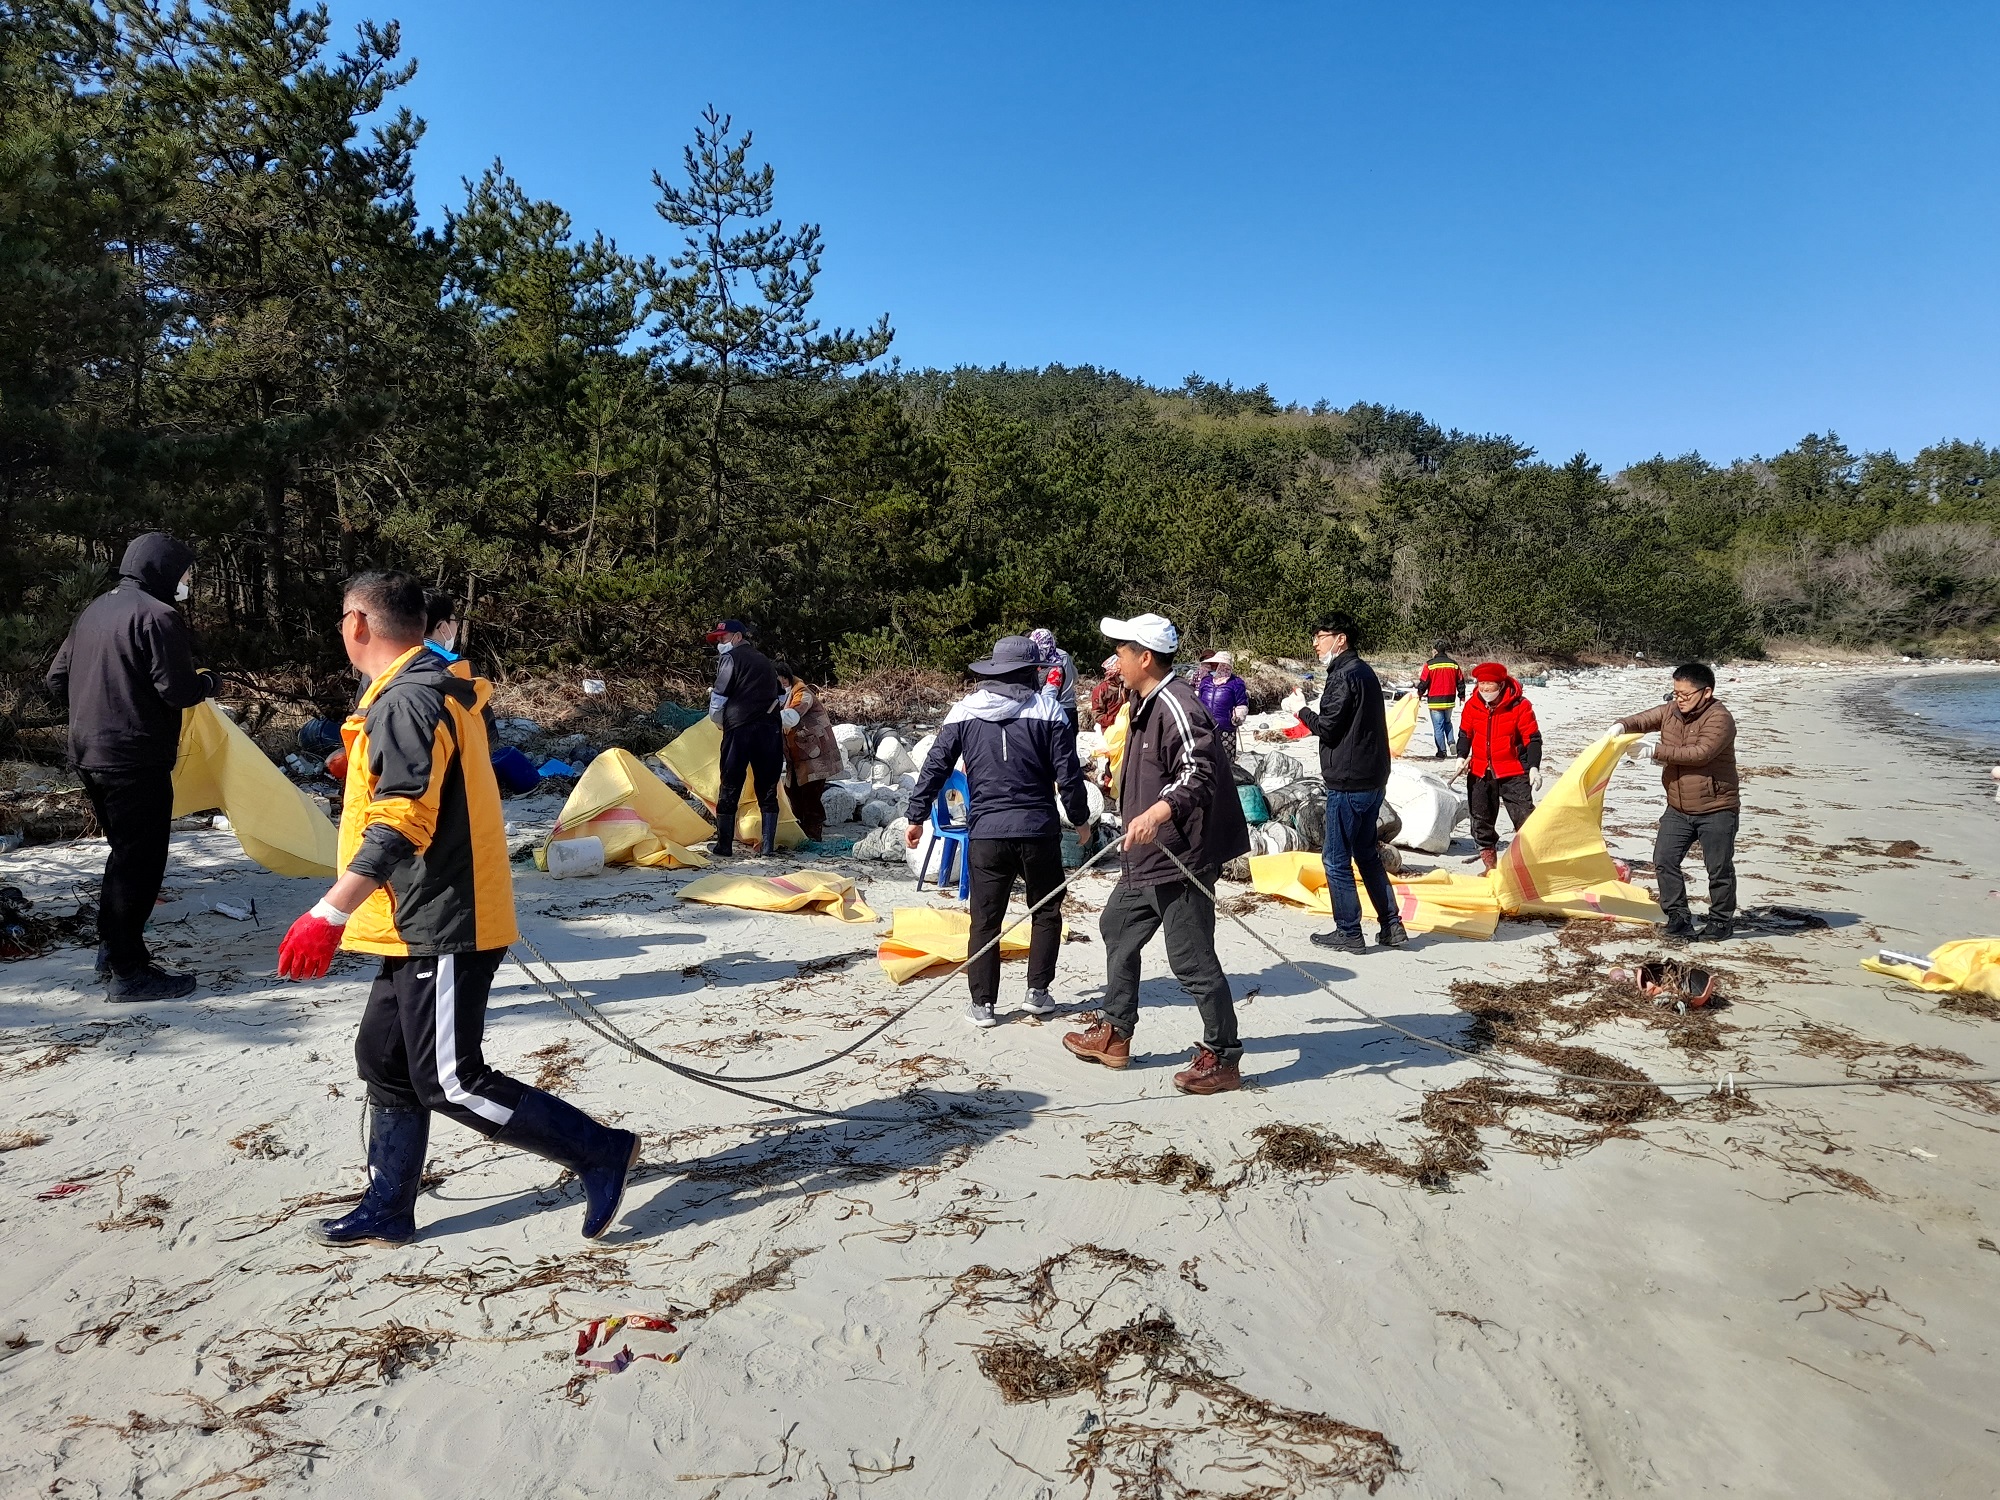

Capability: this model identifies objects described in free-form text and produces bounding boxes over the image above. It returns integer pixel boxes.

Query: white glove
[1281,691,1306,714]
[1529,767,1544,794]
[780,708,800,730]
[1231,705,1247,727]
[1623,736,1653,762]
[1605,721,1627,738]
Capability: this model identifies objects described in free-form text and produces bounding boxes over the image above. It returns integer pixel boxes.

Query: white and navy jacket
[906,682,1091,841]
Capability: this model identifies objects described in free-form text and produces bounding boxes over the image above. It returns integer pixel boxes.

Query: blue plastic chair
[918,769,972,899]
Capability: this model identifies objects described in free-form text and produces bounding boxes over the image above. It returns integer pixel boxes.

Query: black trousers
[788,779,827,841]
[1467,772,1534,852]
[355,948,526,1135]
[715,719,783,852]
[1099,871,1241,1063]
[1654,806,1739,923]
[77,766,174,978]
[966,835,1064,1010]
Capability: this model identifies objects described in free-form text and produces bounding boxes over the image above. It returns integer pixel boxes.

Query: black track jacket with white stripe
[1116,676,1250,888]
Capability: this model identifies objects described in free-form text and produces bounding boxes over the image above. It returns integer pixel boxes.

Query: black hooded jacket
[46,534,212,772]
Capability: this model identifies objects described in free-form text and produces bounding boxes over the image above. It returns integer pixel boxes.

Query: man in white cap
[1064,613,1251,1094]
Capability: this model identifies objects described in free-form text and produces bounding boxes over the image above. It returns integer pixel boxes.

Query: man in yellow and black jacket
[277,571,639,1247]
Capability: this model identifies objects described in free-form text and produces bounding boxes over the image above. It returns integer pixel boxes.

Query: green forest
[6,0,1999,729]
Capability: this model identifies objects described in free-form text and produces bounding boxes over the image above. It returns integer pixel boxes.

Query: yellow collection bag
[548,749,711,869]
[1244,730,1663,938]
[1494,732,1664,923]
[678,869,877,924]
[1248,854,1501,938]
[1102,701,1130,799]
[656,716,806,849]
[1387,690,1421,757]
[876,905,1064,983]
[172,702,338,878]
[1861,939,2000,1000]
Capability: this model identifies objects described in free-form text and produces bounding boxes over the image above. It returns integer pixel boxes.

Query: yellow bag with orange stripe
[1248,732,1663,937]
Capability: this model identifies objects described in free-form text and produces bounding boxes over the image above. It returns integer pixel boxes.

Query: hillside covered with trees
[5,0,1997,737]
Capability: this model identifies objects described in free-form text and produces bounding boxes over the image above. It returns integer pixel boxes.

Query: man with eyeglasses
[1612,662,1740,942]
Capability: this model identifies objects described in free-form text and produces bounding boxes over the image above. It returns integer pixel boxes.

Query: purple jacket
[1197,671,1248,727]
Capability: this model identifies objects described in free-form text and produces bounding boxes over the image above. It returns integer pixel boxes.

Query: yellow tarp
[1862,939,2000,1000]
[172,702,338,878]
[1387,690,1421,757]
[1103,701,1130,799]
[678,869,877,924]
[656,716,806,849]
[1249,855,1501,938]
[876,906,1067,984]
[1493,732,1663,923]
[1245,731,1663,937]
[548,749,711,869]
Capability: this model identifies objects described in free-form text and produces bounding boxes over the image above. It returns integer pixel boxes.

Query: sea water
[1890,671,2000,756]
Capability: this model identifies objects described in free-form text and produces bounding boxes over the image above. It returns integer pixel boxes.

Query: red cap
[1471,661,1509,683]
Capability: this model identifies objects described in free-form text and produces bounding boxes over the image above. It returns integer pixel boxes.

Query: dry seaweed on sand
[689,1245,818,1319]
[947,1250,1403,1498]
[1786,1022,2000,1114]
[1937,989,2000,1021]
[0,1128,49,1151]
[523,1039,586,1092]
[1072,1148,1235,1196]
[62,1391,327,1500]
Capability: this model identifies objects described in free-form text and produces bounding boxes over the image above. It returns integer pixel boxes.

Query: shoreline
[1841,661,2000,767]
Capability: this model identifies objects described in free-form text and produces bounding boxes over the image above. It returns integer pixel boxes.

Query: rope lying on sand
[510,829,2000,1123]
[508,830,1129,1123]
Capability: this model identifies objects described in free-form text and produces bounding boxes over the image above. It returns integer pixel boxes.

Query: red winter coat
[1455,679,1543,779]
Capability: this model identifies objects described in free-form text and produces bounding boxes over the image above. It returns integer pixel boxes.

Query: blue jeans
[1430,707,1454,757]
[1321,788,1398,936]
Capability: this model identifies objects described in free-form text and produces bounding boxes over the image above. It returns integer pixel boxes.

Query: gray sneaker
[1022,988,1059,1016]
[964,1001,999,1029]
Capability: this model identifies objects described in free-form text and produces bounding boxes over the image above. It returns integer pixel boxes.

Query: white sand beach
[4,661,1999,1499]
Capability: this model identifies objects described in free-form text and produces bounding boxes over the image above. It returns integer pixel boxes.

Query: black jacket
[1117,677,1250,888]
[46,534,212,772]
[906,681,1090,841]
[1298,649,1390,792]
[710,643,783,731]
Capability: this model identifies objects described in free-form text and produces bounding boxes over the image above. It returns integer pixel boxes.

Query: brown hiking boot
[1062,1021,1131,1069]
[1173,1047,1242,1095]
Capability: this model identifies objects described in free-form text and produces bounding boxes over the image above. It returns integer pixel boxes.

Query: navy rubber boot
[309,1104,429,1247]
[497,1088,640,1239]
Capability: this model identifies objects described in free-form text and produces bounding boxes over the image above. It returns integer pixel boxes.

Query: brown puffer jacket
[1617,698,1739,813]
[782,683,845,786]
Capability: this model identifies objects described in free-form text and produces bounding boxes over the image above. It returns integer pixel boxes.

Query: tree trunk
[264,465,289,634]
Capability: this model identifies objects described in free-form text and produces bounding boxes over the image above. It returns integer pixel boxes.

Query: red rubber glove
[324,747,348,781]
[277,906,346,980]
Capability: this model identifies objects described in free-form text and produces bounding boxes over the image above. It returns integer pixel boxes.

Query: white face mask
[431,624,458,652]
[717,640,735,654]
[175,573,192,603]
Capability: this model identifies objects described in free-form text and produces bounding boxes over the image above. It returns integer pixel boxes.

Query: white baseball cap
[1100,613,1179,654]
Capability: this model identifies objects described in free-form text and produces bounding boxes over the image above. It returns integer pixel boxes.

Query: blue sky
[329,0,1998,469]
